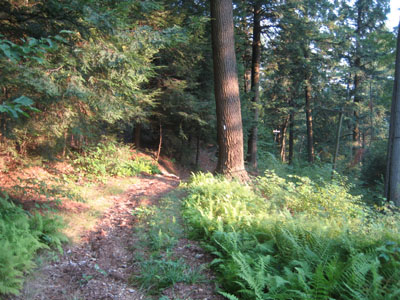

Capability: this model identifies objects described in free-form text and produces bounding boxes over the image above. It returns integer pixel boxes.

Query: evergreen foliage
[0,0,213,159]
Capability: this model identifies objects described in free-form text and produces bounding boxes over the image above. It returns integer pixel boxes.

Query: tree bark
[196,135,200,168]
[332,110,344,171]
[289,109,295,165]
[244,69,251,93]
[353,70,362,155]
[369,81,374,146]
[280,115,289,162]
[156,121,162,162]
[305,75,314,163]
[211,0,248,180]
[352,2,363,157]
[134,123,141,148]
[385,20,400,205]
[246,2,261,169]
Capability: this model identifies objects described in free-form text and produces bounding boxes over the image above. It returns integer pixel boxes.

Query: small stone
[128,289,135,293]
[69,261,78,267]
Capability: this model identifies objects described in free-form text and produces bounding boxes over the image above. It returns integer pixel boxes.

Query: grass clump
[132,195,184,252]
[182,172,400,300]
[135,256,204,293]
[0,192,67,296]
[131,193,205,296]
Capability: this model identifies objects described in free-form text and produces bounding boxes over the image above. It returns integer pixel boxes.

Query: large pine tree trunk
[246,2,261,169]
[211,0,248,180]
[385,21,400,205]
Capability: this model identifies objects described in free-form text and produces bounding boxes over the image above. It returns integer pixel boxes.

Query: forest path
[7,172,223,300]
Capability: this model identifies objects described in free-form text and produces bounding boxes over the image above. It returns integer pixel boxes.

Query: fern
[182,173,400,300]
[218,291,241,300]
[0,193,66,296]
[223,252,270,300]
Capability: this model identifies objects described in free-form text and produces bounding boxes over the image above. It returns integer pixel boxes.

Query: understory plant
[72,140,160,181]
[131,194,205,295]
[182,172,400,300]
[0,192,66,296]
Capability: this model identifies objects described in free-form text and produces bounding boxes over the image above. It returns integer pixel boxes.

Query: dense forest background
[0,0,396,183]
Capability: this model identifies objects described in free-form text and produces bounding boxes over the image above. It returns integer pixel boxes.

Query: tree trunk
[353,3,363,157]
[156,121,162,162]
[244,69,251,93]
[195,135,200,168]
[134,123,141,148]
[332,109,344,171]
[211,0,248,180]
[280,115,289,162]
[246,2,261,169]
[305,76,314,163]
[385,20,400,205]
[369,81,374,146]
[289,110,295,165]
[353,70,361,155]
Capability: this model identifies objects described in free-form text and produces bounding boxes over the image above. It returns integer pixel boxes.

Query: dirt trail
[6,173,222,300]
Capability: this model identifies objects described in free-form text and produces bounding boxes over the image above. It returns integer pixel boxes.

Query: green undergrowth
[10,176,86,209]
[0,192,67,296]
[131,192,206,297]
[71,141,160,182]
[182,172,400,300]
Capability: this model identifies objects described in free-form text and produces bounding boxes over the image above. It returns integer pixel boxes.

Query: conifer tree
[385,20,400,205]
[246,1,262,169]
[210,0,248,180]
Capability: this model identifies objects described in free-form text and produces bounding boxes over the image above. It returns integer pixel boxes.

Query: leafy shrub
[0,192,66,296]
[257,170,367,220]
[73,140,160,181]
[182,173,400,300]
